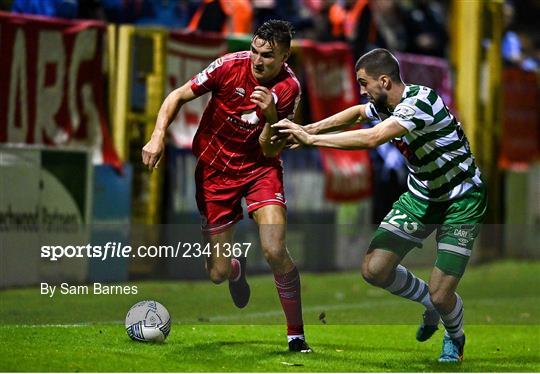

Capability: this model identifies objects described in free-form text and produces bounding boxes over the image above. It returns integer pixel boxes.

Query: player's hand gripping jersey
[190,51,301,174]
[371,85,483,201]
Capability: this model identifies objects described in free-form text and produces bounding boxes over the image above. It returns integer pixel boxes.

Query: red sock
[274,266,304,336]
[229,258,240,281]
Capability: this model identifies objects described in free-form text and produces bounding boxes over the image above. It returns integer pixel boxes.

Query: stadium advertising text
[0,205,79,231]
[3,28,101,145]
[0,12,119,167]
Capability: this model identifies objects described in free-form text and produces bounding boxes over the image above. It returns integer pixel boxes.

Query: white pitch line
[206,295,540,322]
[7,322,123,328]
[2,300,400,328]
[208,299,402,322]
[5,295,538,328]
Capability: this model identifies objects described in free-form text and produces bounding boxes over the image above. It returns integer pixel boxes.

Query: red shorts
[195,163,286,234]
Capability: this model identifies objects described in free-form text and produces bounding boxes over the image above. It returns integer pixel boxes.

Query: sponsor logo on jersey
[194,58,223,85]
[240,110,259,125]
[393,104,416,121]
[458,238,469,246]
[226,112,260,132]
[454,228,469,238]
[205,58,222,74]
[194,71,208,85]
[235,88,246,97]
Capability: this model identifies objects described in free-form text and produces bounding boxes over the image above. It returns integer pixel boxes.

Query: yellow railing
[452,0,503,222]
[111,25,167,225]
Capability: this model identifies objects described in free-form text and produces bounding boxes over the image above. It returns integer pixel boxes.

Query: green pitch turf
[1,261,539,372]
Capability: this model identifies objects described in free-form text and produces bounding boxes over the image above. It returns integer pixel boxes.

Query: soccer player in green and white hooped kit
[273,48,487,363]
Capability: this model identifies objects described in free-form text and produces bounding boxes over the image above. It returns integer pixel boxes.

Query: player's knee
[208,267,229,284]
[263,246,287,267]
[261,240,286,262]
[361,263,379,285]
[361,258,389,287]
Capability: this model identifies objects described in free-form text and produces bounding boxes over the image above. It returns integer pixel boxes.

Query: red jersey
[190,51,301,174]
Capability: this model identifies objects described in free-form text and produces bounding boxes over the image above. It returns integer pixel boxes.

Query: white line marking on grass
[8,322,123,328]
[208,300,402,322]
[5,296,538,327]
[3,301,400,327]
[206,295,540,322]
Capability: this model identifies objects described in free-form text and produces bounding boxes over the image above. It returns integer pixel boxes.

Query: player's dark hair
[355,48,401,81]
[253,19,294,51]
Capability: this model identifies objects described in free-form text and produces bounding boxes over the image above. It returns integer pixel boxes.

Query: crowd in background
[501,0,539,73]
[2,0,538,71]
[2,0,450,60]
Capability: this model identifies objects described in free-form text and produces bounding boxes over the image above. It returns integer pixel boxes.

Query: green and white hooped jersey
[372,84,483,201]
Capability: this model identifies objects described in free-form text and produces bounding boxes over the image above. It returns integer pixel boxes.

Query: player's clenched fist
[141,135,165,170]
[250,86,277,122]
[250,86,272,109]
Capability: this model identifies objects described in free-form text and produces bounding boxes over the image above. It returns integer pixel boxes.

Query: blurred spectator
[101,0,145,23]
[252,0,276,29]
[11,0,78,18]
[371,0,408,52]
[310,1,332,41]
[1,0,14,11]
[228,0,253,35]
[315,0,377,59]
[403,0,448,57]
[135,0,196,28]
[78,0,106,20]
[187,0,226,33]
[252,0,313,37]
[328,0,349,40]
[501,30,522,65]
[312,0,345,42]
[188,0,252,34]
[501,1,539,73]
[519,34,540,73]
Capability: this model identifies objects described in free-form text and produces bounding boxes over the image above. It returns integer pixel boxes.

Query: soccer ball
[125,300,171,342]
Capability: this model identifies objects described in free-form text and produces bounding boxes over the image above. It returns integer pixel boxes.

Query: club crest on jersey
[394,104,416,121]
[235,88,246,97]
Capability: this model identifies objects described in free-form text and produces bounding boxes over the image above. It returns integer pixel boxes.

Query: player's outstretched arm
[142,82,199,170]
[273,117,407,150]
[303,104,374,135]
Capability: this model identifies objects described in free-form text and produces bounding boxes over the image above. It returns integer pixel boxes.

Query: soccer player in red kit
[142,20,311,352]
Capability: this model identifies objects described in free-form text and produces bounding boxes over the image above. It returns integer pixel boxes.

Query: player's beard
[372,91,388,112]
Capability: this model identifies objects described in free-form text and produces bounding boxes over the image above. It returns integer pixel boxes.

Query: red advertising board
[499,68,540,169]
[0,12,120,169]
[301,40,372,202]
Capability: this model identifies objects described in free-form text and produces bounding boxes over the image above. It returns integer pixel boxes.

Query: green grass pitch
[1,261,539,372]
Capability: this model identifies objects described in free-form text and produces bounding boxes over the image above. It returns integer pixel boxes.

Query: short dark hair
[253,19,294,50]
[355,48,401,81]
